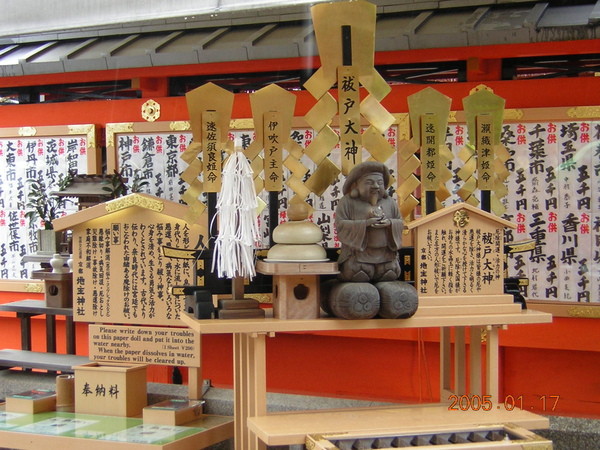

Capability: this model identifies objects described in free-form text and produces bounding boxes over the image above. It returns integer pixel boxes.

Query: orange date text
[448,394,560,412]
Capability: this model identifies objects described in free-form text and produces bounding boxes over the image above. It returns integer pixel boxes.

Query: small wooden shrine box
[256,260,338,319]
[407,203,516,305]
[31,270,73,308]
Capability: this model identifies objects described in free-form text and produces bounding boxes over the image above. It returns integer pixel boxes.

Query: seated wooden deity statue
[335,161,404,283]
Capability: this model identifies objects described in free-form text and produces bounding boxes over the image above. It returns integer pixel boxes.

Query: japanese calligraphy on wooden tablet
[407,203,515,299]
[53,193,208,326]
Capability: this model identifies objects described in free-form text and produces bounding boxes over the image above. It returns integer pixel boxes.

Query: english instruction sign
[89,324,200,367]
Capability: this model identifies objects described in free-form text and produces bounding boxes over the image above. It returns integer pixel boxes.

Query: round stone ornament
[272,221,323,244]
[266,243,327,261]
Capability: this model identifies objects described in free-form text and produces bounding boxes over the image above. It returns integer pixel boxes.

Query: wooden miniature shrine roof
[53,193,205,230]
[406,202,516,230]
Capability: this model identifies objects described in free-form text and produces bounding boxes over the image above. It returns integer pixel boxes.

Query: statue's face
[356,173,385,201]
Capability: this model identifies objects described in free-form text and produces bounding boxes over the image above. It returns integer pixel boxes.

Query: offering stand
[180,307,553,450]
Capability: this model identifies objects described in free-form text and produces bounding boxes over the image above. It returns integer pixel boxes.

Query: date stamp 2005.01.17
[448,394,560,412]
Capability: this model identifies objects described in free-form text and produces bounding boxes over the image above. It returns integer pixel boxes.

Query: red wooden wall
[1,39,599,418]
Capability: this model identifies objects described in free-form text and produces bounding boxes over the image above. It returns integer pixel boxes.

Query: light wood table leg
[454,326,466,395]
[234,333,246,448]
[188,366,203,400]
[440,327,452,401]
[486,325,500,404]
[234,332,267,450]
[469,326,483,396]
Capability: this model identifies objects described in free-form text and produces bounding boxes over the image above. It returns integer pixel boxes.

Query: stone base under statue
[321,279,418,320]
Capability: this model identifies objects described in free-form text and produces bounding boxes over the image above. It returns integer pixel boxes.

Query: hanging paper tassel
[212,151,261,280]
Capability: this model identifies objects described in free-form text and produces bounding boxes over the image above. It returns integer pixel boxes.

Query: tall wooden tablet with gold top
[459,86,511,215]
[405,87,454,217]
[181,82,234,225]
[302,0,396,204]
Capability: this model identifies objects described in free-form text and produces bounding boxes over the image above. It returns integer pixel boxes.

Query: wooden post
[486,325,500,403]
[232,276,245,301]
[188,367,204,401]
[440,327,452,400]
[235,332,267,450]
[469,326,483,396]
[17,313,32,352]
[268,191,278,248]
[454,327,466,395]
[66,316,76,354]
[45,315,57,353]
[208,192,218,247]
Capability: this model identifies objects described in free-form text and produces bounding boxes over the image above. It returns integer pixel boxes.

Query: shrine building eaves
[0,0,598,79]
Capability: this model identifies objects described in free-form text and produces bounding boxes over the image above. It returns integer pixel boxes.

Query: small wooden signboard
[89,324,200,367]
[407,203,517,309]
[53,193,208,327]
[54,193,208,413]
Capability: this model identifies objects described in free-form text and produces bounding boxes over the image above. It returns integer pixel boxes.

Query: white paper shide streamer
[212,151,261,280]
